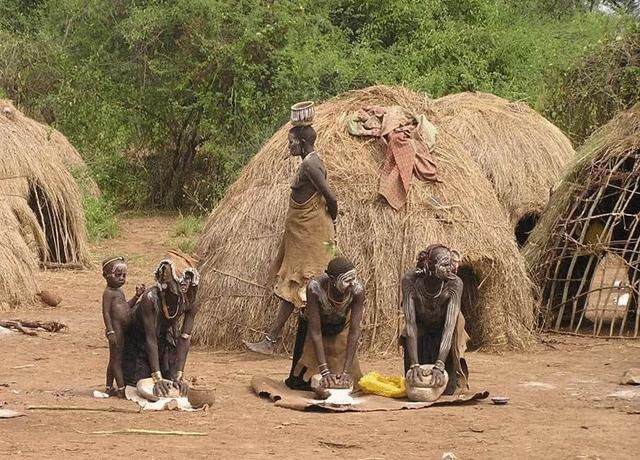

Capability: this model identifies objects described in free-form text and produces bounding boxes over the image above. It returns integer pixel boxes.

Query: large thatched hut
[0,100,93,307]
[431,92,575,246]
[524,103,640,338]
[195,86,536,352]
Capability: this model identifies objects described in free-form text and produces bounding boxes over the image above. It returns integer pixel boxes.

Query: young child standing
[101,256,145,397]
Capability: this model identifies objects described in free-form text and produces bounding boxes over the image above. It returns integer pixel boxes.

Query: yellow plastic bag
[358,371,407,398]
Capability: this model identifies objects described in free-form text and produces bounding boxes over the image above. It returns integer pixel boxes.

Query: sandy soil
[1,215,639,459]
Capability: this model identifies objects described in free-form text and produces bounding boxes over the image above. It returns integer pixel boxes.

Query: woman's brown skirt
[285,316,363,390]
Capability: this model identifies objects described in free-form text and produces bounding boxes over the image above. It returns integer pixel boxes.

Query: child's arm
[127,284,145,308]
[102,290,118,348]
[102,290,115,335]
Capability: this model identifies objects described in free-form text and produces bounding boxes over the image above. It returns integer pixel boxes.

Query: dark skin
[306,272,364,390]
[102,261,144,397]
[244,127,338,354]
[402,248,462,388]
[137,273,198,398]
[287,128,338,220]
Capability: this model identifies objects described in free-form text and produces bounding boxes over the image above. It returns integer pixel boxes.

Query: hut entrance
[28,183,71,264]
[542,155,640,337]
[458,265,481,350]
[515,212,540,248]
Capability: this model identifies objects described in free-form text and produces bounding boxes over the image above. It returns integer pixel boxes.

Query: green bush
[173,213,206,238]
[83,194,119,242]
[544,28,640,144]
[0,0,634,211]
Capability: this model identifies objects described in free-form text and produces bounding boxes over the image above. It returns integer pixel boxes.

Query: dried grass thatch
[431,92,574,244]
[195,85,536,352]
[524,103,640,337]
[0,100,93,307]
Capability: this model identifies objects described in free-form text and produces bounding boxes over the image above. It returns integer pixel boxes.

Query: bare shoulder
[306,278,322,299]
[302,153,325,172]
[138,288,159,312]
[447,275,464,292]
[401,271,417,286]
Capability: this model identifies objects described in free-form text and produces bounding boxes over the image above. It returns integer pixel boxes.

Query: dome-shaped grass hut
[431,92,575,247]
[195,86,536,352]
[0,100,93,307]
[524,103,640,338]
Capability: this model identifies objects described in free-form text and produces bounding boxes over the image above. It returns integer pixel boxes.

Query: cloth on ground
[400,312,470,395]
[253,376,488,412]
[285,315,362,390]
[124,385,193,411]
[347,105,440,210]
[271,192,335,307]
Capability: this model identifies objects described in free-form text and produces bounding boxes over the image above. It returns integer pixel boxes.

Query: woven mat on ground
[251,376,489,412]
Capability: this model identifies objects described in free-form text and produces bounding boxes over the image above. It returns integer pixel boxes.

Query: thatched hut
[195,86,536,352]
[0,100,93,307]
[524,103,640,338]
[431,92,575,246]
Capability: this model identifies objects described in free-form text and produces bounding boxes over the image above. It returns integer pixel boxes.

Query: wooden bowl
[188,387,215,408]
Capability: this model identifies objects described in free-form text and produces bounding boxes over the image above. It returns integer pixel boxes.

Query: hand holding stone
[406,366,422,386]
[430,367,446,388]
[173,379,189,397]
[153,379,174,397]
[319,373,335,389]
[335,372,353,389]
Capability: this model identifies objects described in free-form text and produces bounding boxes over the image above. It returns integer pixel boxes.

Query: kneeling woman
[286,257,365,391]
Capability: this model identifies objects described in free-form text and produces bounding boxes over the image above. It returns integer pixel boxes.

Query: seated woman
[285,257,365,391]
[122,252,199,398]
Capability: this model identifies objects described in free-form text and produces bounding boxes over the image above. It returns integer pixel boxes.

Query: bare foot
[243,337,274,355]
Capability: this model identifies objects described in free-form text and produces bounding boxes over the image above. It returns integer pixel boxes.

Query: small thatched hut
[195,86,536,352]
[431,92,575,246]
[524,103,640,338]
[0,100,93,307]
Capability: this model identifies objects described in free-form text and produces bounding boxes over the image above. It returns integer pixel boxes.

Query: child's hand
[107,333,117,348]
[135,284,146,297]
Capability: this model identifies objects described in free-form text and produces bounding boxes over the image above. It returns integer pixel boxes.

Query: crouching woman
[285,257,365,391]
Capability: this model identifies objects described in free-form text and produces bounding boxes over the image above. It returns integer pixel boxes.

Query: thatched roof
[431,92,574,229]
[0,100,93,307]
[195,85,536,352]
[524,103,640,337]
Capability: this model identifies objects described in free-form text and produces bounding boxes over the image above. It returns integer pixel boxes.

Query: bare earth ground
[1,215,639,460]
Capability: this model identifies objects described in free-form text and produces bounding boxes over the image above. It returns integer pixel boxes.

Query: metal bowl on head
[290,101,315,126]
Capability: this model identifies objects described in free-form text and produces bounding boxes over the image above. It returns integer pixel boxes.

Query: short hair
[326,256,355,277]
[102,256,125,274]
[289,125,316,146]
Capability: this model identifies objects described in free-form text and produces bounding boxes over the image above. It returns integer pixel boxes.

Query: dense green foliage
[544,29,640,143]
[0,0,637,214]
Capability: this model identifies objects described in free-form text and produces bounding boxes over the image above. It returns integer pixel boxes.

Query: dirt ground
[1,215,639,459]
